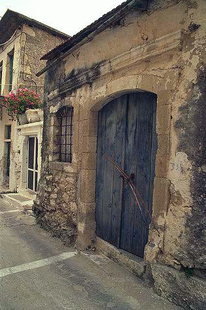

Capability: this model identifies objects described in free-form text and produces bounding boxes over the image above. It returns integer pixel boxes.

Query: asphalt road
[0,198,181,310]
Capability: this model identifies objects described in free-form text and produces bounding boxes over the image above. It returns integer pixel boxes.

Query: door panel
[96,92,157,257]
[28,170,34,190]
[28,137,34,169]
[120,93,156,257]
[96,96,127,247]
[110,97,127,247]
[28,137,38,191]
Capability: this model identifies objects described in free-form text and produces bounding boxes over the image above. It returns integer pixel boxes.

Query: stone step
[2,193,34,212]
[96,237,148,280]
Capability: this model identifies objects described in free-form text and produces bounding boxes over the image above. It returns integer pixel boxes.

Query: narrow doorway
[96,92,157,258]
[28,136,38,192]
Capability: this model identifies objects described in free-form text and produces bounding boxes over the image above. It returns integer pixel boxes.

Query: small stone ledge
[49,161,77,174]
[151,263,206,310]
[96,237,147,279]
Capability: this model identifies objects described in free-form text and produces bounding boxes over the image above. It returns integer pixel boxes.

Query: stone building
[34,0,206,308]
[0,10,69,202]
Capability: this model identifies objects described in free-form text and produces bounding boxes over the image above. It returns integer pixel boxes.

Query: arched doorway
[95,92,157,258]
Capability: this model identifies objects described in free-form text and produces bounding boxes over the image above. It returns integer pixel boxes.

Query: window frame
[7,49,14,93]
[56,106,74,163]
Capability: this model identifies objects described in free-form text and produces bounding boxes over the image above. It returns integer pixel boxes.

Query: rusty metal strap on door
[104,155,151,224]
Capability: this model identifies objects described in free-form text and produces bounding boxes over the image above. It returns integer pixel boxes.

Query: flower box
[17,113,28,125]
[25,109,43,123]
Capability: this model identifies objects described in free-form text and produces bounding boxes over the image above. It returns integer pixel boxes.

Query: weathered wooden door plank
[96,92,157,257]
[96,96,127,246]
[120,93,157,257]
[111,96,127,247]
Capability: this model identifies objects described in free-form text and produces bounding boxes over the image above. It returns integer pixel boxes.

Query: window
[7,50,14,92]
[5,124,11,140]
[0,62,3,94]
[56,106,73,163]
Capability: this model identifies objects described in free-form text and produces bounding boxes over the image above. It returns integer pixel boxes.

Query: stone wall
[35,162,78,244]
[0,108,16,190]
[0,22,67,192]
[11,25,67,192]
[34,0,206,308]
[18,24,66,97]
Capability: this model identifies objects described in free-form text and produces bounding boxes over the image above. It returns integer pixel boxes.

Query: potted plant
[0,88,42,124]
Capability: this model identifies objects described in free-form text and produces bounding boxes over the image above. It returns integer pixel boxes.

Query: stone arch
[86,75,159,113]
[77,75,171,255]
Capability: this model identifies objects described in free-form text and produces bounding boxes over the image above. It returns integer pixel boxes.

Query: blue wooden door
[96,92,157,257]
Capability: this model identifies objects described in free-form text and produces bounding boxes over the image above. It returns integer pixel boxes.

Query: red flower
[2,88,42,117]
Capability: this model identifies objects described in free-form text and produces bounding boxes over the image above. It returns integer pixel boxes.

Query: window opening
[56,106,73,163]
[5,124,11,139]
[8,50,14,92]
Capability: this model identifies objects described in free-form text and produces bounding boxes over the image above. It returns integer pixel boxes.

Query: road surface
[0,198,181,309]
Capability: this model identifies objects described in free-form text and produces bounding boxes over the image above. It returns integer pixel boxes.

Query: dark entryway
[95,92,157,257]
